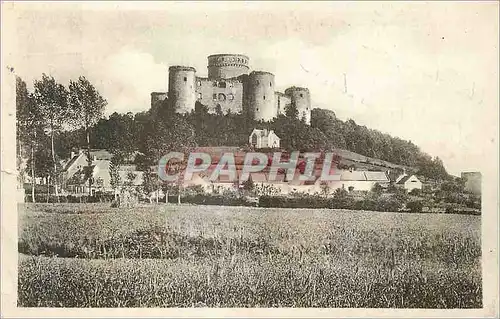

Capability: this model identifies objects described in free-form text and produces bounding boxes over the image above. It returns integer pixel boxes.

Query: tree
[320,181,330,197]
[371,183,383,195]
[285,101,299,120]
[125,172,137,187]
[242,176,255,193]
[17,77,43,202]
[140,110,197,205]
[68,76,107,195]
[109,155,122,200]
[33,74,69,198]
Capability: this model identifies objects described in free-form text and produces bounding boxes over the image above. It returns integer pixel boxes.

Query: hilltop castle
[151,54,312,124]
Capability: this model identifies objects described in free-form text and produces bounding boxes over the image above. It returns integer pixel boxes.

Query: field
[18,203,481,308]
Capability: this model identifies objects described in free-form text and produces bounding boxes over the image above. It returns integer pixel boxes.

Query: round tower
[246,71,276,122]
[285,86,311,125]
[168,66,196,114]
[207,54,250,79]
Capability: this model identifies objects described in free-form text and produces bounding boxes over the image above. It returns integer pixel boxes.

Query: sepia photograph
[1,1,498,317]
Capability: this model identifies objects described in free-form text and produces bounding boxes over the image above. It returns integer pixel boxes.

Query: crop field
[18,203,481,308]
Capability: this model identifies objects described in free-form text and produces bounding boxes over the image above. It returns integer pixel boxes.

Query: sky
[3,1,499,176]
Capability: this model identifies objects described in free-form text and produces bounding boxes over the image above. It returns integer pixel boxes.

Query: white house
[249,129,280,149]
[396,174,422,192]
[323,170,390,192]
[62,149,143,195]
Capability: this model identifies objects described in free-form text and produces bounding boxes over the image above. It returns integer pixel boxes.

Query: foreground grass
[18,254,481,308]
[18,203,482,308]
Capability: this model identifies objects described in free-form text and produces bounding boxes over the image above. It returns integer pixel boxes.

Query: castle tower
[461,172,482,195]
[285,86,311,125]
[150,92,167,107]
[207,54,250,79]
[168,66,197,114]
[246,71,276,121]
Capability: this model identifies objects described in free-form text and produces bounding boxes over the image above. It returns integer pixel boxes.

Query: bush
[407,200,424,213]
[409,188,422,196]
[445,204,459,214]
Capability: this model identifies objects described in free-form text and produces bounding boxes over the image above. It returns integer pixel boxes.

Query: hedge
[25,194,115,203]
[258,195,403,212]
[166,194,258,207]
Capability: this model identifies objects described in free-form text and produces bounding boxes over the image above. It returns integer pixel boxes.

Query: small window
[270,82,272,87]
[183,77,187,82]
[218,82,226,88]
[263,95,266,100]
[300,93,303,97]
[213,93,217,101]
[221,57,224,61]
[256,80,260,85]
[197,81,201,86]
[218,93,226,101]
[228,93,234,101]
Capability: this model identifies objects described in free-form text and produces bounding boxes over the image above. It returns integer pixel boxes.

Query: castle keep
[151,54,312,124]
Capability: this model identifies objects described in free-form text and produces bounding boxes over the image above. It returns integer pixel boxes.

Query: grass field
[18,203,481,308]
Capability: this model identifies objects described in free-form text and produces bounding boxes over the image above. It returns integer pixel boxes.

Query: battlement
[285,86,310,94]
[169,66,196,72]
[208,54,250,79]
[250,70,275,77]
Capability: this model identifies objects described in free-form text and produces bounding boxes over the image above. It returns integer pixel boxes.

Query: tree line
[16,74,450,202]
[16,74,106,201]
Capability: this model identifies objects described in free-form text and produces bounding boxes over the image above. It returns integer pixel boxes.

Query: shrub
[445,204,459,214]
[409,188,422,196]
[407,200,424,213]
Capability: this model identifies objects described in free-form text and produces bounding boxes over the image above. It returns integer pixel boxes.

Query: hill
[54,100,449,182]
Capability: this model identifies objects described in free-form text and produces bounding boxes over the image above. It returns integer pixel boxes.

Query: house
[61,149,143,195]
[249,129,280,149]
[396,174,422,192]
[322,170,390,193]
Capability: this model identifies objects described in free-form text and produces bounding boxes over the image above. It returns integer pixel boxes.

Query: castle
[151,54,312,124]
